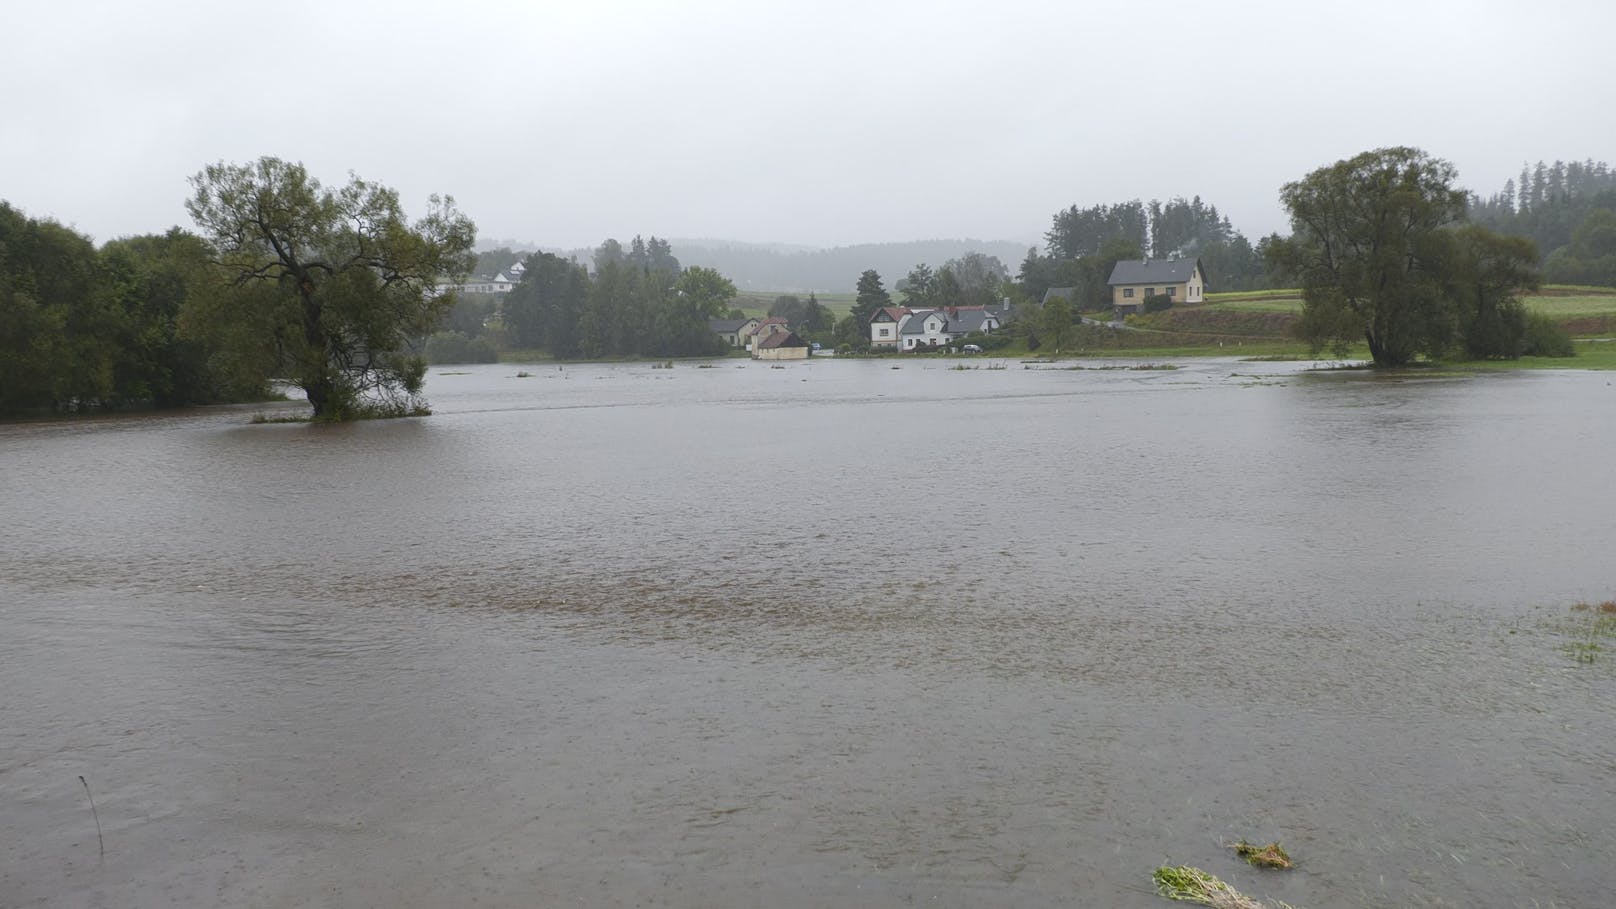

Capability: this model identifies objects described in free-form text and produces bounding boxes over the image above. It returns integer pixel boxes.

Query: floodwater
[3,357,1613,908]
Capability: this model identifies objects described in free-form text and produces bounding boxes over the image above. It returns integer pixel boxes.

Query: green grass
[1563,600,1616,664]
[1152,865,1292,909]
[1203,296,1304,314]
[1520,294,1616,318]
[1460,339,1616,370]
[1200,285,1616,321]
[731,291,856,320]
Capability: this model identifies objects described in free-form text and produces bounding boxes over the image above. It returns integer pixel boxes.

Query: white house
[890,307,1004,351]
[869,306,909,348]
[438,271,515,297]
[898,310,953,350]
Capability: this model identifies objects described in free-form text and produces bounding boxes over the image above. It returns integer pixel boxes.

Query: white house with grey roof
[893,306,1005,351]
[870,302,1011,350]
[1106,257,1206,315]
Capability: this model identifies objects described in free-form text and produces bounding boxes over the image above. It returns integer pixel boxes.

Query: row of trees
[500,237,736,359]
[1,205,259,415]
[1470,159,1616,286]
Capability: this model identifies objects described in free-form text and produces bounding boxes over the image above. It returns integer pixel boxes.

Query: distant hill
[670,238,1032,293]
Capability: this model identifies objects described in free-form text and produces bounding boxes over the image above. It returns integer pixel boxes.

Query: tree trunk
[298,278,331,417]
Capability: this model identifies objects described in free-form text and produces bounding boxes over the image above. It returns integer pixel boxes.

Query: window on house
[1166,287,1176,297]
[1146,287,1155,296]
[878,328,890,337]
[1123,288,1134,298]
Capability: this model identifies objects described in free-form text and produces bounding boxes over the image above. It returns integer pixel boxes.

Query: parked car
[962,343,983,354]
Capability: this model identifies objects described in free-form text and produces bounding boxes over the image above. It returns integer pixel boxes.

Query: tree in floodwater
[1041,293,1075,353]
[1269,147,1467,365]
[186,157,476,419]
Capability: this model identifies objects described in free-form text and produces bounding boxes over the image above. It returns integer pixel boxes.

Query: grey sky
[6,0,1613,251]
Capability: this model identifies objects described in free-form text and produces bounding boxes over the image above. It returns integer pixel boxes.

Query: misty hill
[668,238,1032,293]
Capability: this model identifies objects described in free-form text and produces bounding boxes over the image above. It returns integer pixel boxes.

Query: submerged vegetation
[1232,840,1293,870]
[1152,865,1299,909]
[1565,600,1616,663]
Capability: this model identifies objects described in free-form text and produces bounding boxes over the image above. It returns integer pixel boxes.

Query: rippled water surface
[3,358,1614,908]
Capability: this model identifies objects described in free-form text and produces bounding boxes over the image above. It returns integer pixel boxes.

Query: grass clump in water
[1152,866,1296,908]
[1232,840,1293,869]
[1565,600,1616,663]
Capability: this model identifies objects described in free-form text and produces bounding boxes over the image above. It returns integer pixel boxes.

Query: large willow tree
[1270,147,1468,365]
[187,158,475,419]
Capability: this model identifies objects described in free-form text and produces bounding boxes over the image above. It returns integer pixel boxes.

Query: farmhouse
[1106,257,1206,316]
[753,316,790,340]
[708,317,760,349]
[753,330,810,360]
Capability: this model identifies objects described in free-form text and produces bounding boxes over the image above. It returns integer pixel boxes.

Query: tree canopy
[186,157,476,419]
[1,203,257,415]
[502,238,733,360]
[1269,147,1470,365]
[1270,147,1553,365]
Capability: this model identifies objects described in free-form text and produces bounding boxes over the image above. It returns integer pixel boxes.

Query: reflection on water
[3,358,1614,907]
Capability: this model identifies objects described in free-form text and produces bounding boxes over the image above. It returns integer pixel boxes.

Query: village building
[708,317,761,349]
[1106,258,1206,316]
[752,316,790,341]
[437,271,516,297]
[1042,287,1078,307]
[869,307,909,349]
[752,330,810,360]
[873,304,1008,351]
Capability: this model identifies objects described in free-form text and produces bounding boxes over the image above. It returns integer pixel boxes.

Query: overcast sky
[6,0,1613,251]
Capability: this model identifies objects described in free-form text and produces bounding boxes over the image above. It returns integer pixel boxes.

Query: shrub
[1520,312,1575,358]
[1144,293,1174,314]
[958,332,1013,351]
[425,331,498,364]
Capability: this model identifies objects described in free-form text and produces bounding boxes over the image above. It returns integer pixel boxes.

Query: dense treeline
[489,238,1032,294]
[1,203,263,415]
[1470,160,1616,286]
[501,235,737,359]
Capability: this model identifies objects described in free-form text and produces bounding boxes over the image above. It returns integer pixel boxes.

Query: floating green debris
[1232,840,1293,869]
[1152,866,1299,909]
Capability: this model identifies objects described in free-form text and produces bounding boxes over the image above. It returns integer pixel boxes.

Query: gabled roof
[1107,258,1203,286]
[951,310,996,333]
[757,316,789,326]
[899,310,950,336]
[759,330,808,349]
[708,318,755,332]
[1042,287,1076,305]
[871,306,910,323]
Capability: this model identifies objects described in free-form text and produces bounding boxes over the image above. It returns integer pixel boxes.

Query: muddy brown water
[3,358,1613,908]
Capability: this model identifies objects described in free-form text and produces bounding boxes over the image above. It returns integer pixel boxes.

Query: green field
[1192,286,1616,333]
[732,291,856,320]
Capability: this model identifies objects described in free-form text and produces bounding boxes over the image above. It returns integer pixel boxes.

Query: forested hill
[664,238,1032,293]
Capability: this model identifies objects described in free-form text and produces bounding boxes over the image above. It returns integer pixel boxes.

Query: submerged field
[6,362,1615,908]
